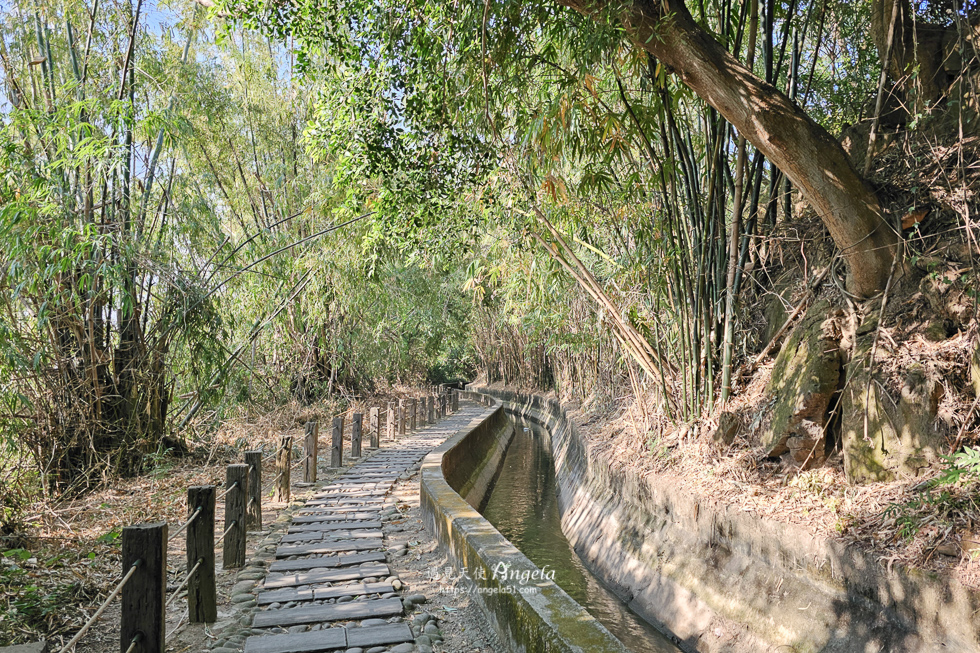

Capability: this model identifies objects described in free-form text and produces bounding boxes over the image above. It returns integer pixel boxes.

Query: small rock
[230,593,253,604]
[361,618,388,627]
[337,595,354,603]
[365,647,386,653]
[423,622,439,635]
[288,625,307,633]
[346,649,364,653]
[390,644,415,653]
[418,646,433,653]
[416,635,432,646]
[232,580,255,595]
[408,593,428,605]
[237,570,265,581]
[402,598,414,611]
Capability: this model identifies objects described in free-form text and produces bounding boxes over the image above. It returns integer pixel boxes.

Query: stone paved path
[218,401,482,653]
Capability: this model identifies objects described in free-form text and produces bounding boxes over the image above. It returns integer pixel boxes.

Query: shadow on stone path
[207,402,488,653]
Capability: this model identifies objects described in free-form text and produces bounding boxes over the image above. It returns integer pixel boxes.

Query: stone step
[292,512,380,523]
[251,597,403,628]
[276,538,383,558]
[257,581,394,605]
[243,623,412,653]
[287,520,383,534]
[263,562,390,589]
[268,551,386,573]
[279,530,382,544]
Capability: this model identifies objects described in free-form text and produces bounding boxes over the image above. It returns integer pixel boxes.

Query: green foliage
[882,447,980,542]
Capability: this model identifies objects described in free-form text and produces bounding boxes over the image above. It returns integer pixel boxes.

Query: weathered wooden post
[418,397,426,426]
[351,413,363,458]
[409,399,417,430]
[398,400,406,436]
[244,451,262,530]
[186,486,216,623]
[452,389,459,412]
[386,402,396,440]
[275,435,291,503]
[303,420,318,483]
[369,407,380,449]
[224,464,248,569]
[121,522,166,653]
[428,395,435,423]
[331,416,343,468]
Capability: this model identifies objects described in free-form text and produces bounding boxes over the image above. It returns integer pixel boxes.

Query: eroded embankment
[418,395,631,652]
[472,385,980,653]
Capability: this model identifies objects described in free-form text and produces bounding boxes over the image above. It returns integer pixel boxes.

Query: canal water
[479,417,679,652]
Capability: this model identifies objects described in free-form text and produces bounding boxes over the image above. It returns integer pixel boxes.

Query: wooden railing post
[224,464,248,569]
[369,407,380,449]
[275,435,291,503]
[452,389,459,412]
[186,486,216,623]
[351,413,363,458]
[244,451,262,530]
[331,416,343,468]
[428,395,435,423]
[409,399,417,431]
[121,522,166,653]
[419,397,427,426]
[398,400,406,437]
[303,420,318,483]
[386,401,395,440]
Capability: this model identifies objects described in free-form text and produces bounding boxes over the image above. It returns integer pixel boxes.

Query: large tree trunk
[560,0,898,297]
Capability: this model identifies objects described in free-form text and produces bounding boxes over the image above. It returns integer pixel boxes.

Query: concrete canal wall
[419,393,631,652]
[473,385,980,653]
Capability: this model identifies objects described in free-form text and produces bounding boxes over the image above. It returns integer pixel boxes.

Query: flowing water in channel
[479,417,679,652]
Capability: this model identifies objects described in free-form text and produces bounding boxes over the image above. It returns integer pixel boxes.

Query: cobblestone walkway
[210,403,482,653]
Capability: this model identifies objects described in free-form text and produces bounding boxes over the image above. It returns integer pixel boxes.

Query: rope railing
[51,388,433,653]
[166,559,203,608]
[169,506,203,541]
[123,634,142,653]
[216,520,237,546]
[57,560,141,653]
[216,481,238,501]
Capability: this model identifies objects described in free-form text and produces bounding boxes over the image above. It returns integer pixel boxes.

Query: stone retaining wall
[419,393,630,652]
[473,385,980,653]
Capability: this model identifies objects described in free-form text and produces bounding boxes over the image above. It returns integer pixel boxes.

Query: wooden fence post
[452,390,459,412]
[428,396,435,423]
[186,486,216,623]
[418,397,426,426]
[244,451,262,530]
[386,402,395,440]
[331,416,343,468]
[351,413,363,458]
[121,522,166,653]
[303,421,318,483]
[409,399,417,431]
[398,400,406,436]
[369,407,380,449]
[275,435,291,503]
[224,464,248,569]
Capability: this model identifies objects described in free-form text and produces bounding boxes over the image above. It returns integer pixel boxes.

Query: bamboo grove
[2,0,978,505]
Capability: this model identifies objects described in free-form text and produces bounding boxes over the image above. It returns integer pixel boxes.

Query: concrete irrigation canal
[209,390,980,653]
